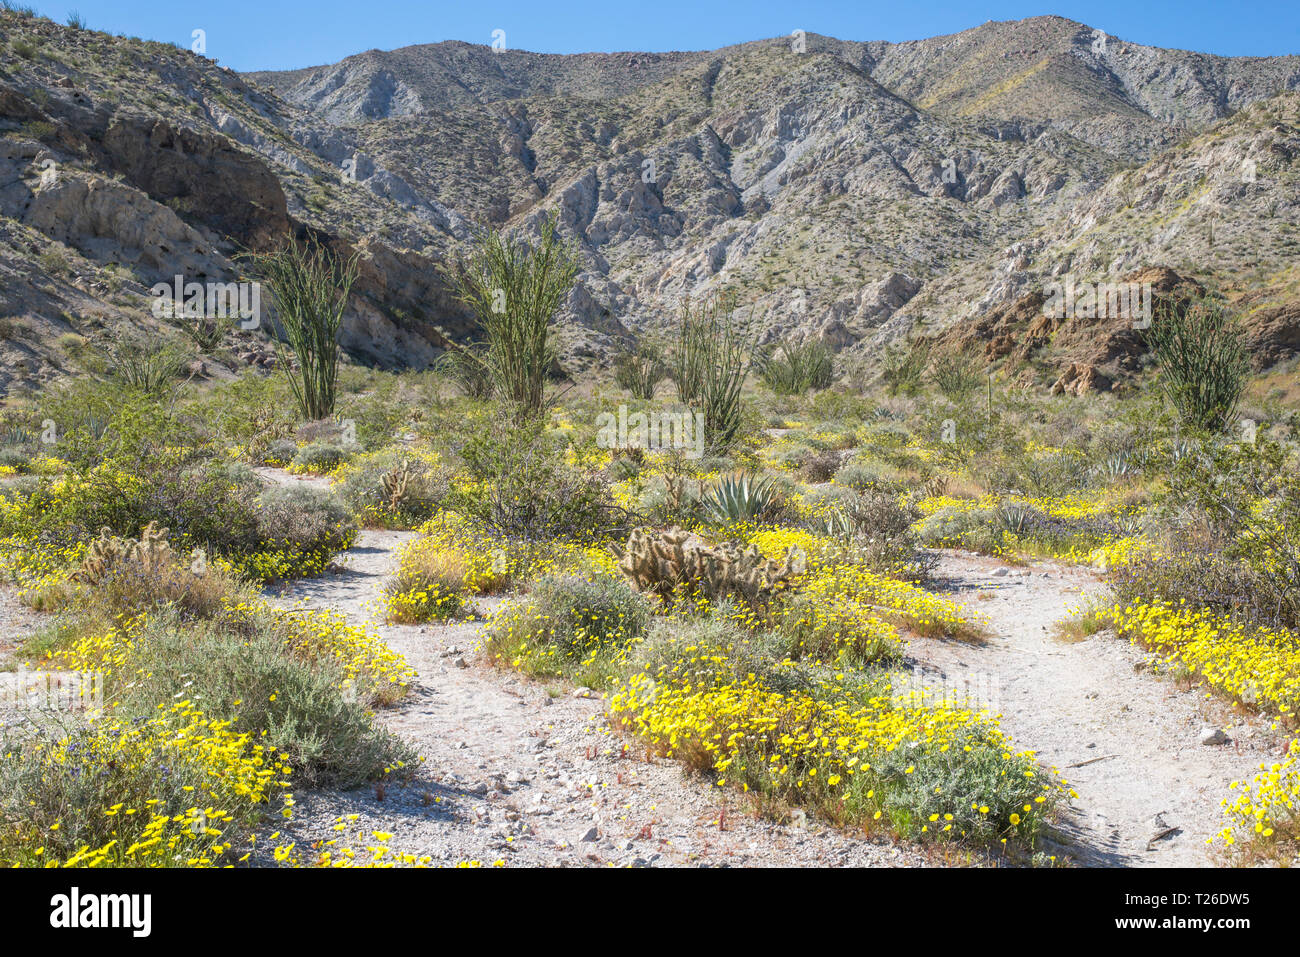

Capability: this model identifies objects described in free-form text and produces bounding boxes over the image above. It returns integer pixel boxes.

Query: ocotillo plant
[757,338,834,395]
[613,339,670,400]
[254,234,359,421]
[446,216,580,420]
[1147,294,1251,433]
[671,292,759,453]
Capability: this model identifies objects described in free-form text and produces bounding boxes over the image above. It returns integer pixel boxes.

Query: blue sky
[25,1,1300,71]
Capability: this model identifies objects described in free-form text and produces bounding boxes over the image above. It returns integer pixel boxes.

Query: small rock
[453,657,468,669]
[580,826,600,842]
[1199,727,1230,746]
[992,568,1009,577]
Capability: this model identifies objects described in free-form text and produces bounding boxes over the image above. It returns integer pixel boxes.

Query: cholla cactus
[74,522,175,584]
[611,526,805,603]
[380,459,419,511]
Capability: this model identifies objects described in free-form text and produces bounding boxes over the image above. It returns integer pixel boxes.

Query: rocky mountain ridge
[1,11,1298,396]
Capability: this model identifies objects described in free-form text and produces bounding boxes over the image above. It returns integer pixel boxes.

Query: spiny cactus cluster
[611,526,806,603]
[74,522,175,585]
[380,459,420,511]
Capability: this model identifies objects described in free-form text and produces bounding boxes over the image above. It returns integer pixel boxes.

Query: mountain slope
[1,10,1298,398]
[245,41,717,124]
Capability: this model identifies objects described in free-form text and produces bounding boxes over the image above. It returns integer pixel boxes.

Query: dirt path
[264,471,925,867]
[2,469,1284,866]
[910,551,1284,866]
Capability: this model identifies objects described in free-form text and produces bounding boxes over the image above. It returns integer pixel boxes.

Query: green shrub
[880,338,930,397]
[914,505,999,552]
[604,452,643,482]
[452,422,626,542]
[636,472,704,527]
[929,352,982,398]
[118,612,411,788]
[289,441,348,474]
[15,458,262,559]
[833,459,892,492]
[106,337,188,396]
[758,339,834,394]
[384,540,470,623]
[0,400,353,575]
[0,447,31,472]
[1122,438,1300,629]
[613,340,669,399]
[435,342,494,399]
[255,483,356,556]
[333,449,448,528]
[263,438,299,466]
[180,373,297,461]
[815,488,931,578]
[484,573,651,685]
[769,441,818,471]
[0,706,276,868]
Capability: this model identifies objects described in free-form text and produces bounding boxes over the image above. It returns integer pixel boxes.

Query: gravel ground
[4,468,1283,867]
[909,551,1287,866]
[0,586,42,655]
[264,525,929,868]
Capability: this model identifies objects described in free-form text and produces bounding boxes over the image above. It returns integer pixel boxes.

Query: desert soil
[261,470,926,867]
[910,552,1285,866]
[0,469,1286,867]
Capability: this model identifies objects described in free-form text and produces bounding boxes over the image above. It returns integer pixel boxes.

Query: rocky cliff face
[1,11,1298,396]
[0,12,482,393]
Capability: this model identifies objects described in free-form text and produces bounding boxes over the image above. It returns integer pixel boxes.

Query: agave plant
[996,502,1033,536]
[0,425,34,447]
[1088,450,1135,482]
[702,472,779,523]
[817,507,856,541]
[1166,437,1197,465]
[1112,511,1145,537]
